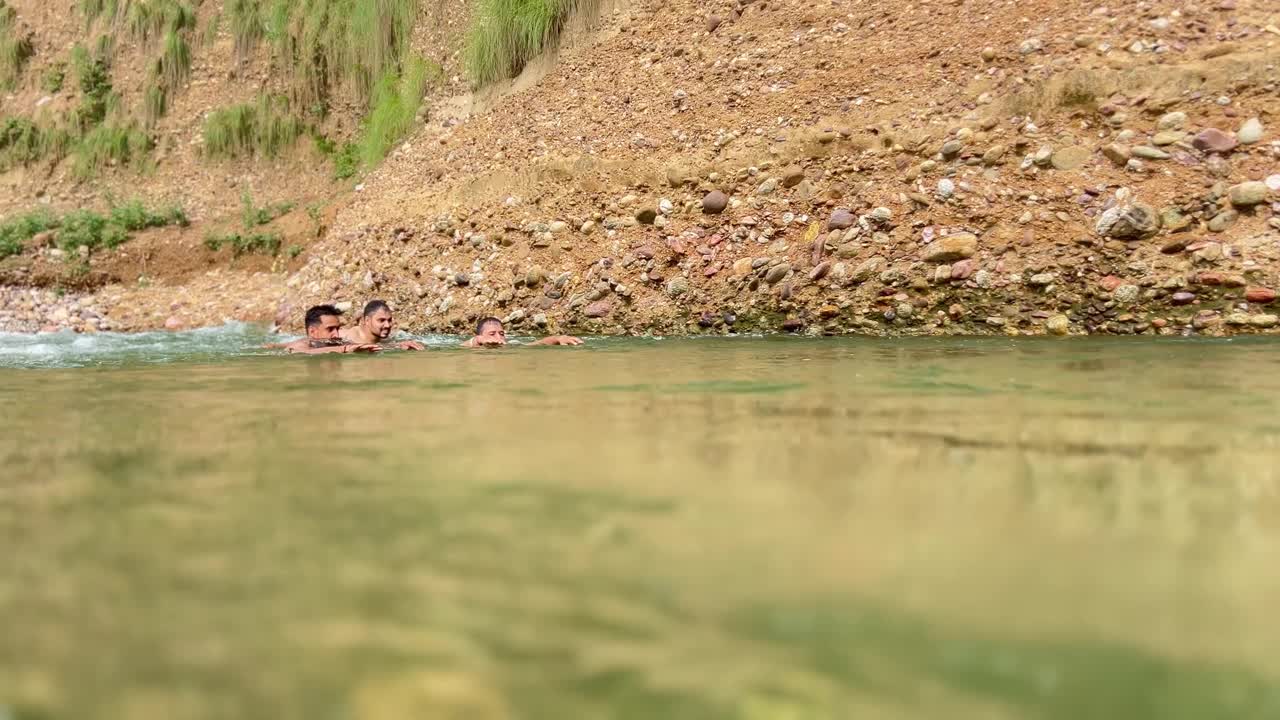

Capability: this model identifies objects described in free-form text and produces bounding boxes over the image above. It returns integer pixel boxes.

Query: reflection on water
[2,336,1280,719]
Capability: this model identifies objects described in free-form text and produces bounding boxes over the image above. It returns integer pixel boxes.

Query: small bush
[286,243,302,258]
[109,198,186,230]
[204,230,282,256]
[71,44,113,131]
[240,189,293,227]
[0,201,183,258]
[41,62,66,93]
[0,208,58,258]
[465,0,586,87]
[122,0,195,45]
[73,123,152,177]
[203,96,304,159]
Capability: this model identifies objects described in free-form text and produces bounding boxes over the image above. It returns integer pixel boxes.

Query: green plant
[143,84,166,126]
[286,243,302,258]
[72,123,152,177]
[153,29,190,89]
[71,44,113,131]
[353,54,428,167]
[202,95,304,158]
[0,208,57,258]
[108,198,187,230]
[202,10,220,45]
[225,0,415,111]
[0,201,183,259]
[464,0,588,86]
[335,144,358,178]
[0,1,32,89]
[239,188,293,227]
[41,62,66,93]
[0,116,72,170]
[204,230,282,256]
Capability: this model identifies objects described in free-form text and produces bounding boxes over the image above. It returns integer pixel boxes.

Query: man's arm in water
[278,339,381,354]
[395,339,426,350]
[527,335,583,346]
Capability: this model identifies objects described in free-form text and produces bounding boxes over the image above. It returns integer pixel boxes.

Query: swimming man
[340,300,426,350]
[271,304,381,354]
[461,317,583,347]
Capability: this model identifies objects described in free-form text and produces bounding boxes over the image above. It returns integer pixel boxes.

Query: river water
[1,326,1278,719]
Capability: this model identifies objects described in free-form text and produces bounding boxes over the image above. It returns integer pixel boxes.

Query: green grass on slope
[202,95,303,159]
[0,200,186,259]
[227,0,415,109]
[464,0,589,86]
[0,1,32,89]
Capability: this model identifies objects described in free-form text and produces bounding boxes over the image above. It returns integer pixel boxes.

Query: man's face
[307,314,342,340]
[476,321,506,346]
[363,308,394,340]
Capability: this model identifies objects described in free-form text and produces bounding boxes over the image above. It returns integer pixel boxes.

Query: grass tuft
[227,0,416,110]
[202,95,304,159]
[0,1,33,90]
[204,230,282,256]
[72,123,152,177]
[240,188,293,227]
[0,116,72,170]
[354,54,429,167]
[153,29,191,91]
[464,0,588,86]
[143,84,166,126]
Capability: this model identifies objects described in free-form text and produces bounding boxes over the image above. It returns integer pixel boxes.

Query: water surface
[2,328,1278,719]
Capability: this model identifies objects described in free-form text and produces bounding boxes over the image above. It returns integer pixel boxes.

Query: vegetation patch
[227,0,416,110]
[203,95,304,159]
[0,1,32,89]
[0,116,72,170]
[353,55,430,168]
[0,200,185,259]
[41,62,66,93]
[72,123,152,177]
[70,44,115,131]
[79,0,196,45]
[465,0,590,86]
[240,189,293,227]
[203,230,282,257]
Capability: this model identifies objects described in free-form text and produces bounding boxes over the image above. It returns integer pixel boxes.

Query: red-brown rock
[1246,287,1277,304]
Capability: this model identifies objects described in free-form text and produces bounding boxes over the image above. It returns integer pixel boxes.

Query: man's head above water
[304,304,343,340]
[359,299,394,341]
[473,316,506,346]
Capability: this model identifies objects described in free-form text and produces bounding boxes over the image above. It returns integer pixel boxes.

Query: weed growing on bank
[465,0,592,86]
[0,1,32,89]
[203,230,282,257]
[0,200,186,258]
[203,95,304,158]
[240,189,293,228]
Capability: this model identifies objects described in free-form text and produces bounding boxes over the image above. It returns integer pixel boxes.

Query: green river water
[1,326,1278,719]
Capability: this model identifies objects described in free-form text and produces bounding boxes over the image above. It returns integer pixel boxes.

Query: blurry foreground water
[1,326,1278,719]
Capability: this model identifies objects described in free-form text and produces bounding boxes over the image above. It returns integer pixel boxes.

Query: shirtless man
[461,317,583,347]
[340,300,426,350]
[273,304,381,354]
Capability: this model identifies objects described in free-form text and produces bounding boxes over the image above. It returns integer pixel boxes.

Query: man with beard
[340,300,426,350]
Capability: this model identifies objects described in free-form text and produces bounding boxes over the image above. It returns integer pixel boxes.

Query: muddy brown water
[1,329,1278,719]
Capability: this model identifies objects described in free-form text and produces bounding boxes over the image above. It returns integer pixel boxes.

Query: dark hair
[304,304,342,328]
[475,316,503,335]
[362,299,390,317]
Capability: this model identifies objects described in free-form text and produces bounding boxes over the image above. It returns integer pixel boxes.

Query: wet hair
[304,304,342,328]
[361,299,390,318]
[475,316,503,335]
